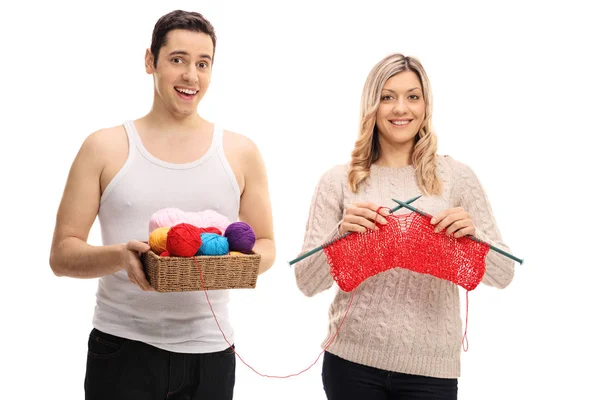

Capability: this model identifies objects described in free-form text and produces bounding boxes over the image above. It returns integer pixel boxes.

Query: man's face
[146,29,214,118]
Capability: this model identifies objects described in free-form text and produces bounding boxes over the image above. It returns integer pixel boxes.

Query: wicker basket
[141,250,261,292]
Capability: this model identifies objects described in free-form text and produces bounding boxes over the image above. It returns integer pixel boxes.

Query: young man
[49,10,276,400]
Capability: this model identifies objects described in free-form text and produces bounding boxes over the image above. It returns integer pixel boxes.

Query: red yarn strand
[193,257,355,378]
[189,210,485,375]
[462,291,469,352]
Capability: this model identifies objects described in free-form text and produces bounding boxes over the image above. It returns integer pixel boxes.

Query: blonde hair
[348,53,442,195]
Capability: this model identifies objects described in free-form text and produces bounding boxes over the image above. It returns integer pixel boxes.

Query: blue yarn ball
[197,233,229,256]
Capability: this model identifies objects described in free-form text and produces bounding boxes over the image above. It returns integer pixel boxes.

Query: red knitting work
[323,212,490,292]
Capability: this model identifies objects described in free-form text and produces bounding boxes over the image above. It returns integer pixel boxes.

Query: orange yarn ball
[166,223,203,257]
[149,227,170,254]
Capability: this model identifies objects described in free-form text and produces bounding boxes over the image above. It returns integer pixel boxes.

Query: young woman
[294,53,515,400]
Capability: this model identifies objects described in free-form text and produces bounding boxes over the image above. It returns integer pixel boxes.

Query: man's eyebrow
[168,50,213,61]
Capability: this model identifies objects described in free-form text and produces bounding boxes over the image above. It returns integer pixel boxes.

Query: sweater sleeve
[449,158,515,289]
[294,165,346,297]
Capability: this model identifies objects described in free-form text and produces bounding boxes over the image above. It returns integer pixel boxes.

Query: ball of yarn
[198,226,222,236]
[149,208,186,234]
[166,223,203,257]
[229,251,244,256]
[197,233,229,256]
[185,210,231,234]
[149,227,170,254]
[224,222,256,253]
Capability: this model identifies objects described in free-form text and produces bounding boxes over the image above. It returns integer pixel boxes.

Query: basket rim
[144,250,261,260]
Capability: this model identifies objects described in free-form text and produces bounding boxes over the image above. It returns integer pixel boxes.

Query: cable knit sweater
[294,155,515,379]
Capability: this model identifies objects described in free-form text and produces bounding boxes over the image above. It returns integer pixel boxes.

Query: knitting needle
[288,195,422,266]
[391,198,524,265]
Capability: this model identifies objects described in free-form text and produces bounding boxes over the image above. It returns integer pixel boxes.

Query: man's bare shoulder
[85,125,126,149]
[223,129,259,154]
[79,124,128,162]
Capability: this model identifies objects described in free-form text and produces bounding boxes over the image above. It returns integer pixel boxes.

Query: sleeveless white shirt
[93,120,240,353]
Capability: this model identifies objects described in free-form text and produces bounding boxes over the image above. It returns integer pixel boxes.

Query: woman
[294,53,515,400]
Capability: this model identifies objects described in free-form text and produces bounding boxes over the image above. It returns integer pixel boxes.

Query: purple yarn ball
[224,222,256,253]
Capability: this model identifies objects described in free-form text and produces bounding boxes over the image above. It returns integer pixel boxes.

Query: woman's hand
[430,207,475,239]
[339,202,389,235]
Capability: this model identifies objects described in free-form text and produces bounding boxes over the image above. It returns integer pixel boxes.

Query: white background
[1,1,598,399]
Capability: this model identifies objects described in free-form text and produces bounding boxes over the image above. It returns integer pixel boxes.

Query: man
[49,9,275,400]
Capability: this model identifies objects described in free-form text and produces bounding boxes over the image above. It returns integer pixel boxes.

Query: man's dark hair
[150,10,216,68]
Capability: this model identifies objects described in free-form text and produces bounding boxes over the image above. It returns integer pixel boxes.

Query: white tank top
[93,120,240,353]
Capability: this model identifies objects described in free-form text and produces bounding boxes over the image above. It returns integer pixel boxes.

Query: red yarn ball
[166,223,203,257]
[199,226,222,235]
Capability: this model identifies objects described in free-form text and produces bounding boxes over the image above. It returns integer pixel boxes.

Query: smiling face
[375,70,426,150]
[145,29,214,119]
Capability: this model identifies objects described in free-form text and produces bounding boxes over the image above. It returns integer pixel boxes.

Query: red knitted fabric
[323,212,490,292]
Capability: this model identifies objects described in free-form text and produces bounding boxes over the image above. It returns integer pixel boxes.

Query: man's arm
[237,138,276,275]
[49,129,152,290]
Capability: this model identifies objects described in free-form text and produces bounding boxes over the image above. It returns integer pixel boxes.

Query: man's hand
[122,240,154,291]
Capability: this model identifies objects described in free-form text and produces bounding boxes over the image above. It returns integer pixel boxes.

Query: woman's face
[375,71,426,148]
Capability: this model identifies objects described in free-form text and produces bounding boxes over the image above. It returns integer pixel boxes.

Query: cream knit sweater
[294,155,515,379]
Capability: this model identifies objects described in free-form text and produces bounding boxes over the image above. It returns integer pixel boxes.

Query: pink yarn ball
[149,208,231,236]
[149,208,186,234]
[184,210,231,233]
